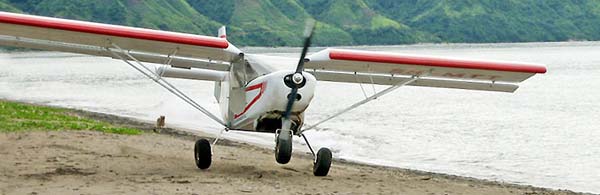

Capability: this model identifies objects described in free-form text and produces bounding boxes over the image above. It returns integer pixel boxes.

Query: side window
[231,60,259,88]
[244,61,259,84]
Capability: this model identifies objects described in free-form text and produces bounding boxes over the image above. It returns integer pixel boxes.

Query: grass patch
[0,100,142,135]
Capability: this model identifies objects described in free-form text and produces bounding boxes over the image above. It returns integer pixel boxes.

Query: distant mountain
[1,0,599,46]
[366,0,600,43]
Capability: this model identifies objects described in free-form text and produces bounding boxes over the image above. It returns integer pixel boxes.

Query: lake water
[1,42,598,193]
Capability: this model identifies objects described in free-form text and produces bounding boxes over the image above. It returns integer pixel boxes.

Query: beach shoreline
[0,103,590,195]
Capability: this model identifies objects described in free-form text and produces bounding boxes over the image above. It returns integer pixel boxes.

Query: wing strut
[300,72,430,134]
[107,43,227,127]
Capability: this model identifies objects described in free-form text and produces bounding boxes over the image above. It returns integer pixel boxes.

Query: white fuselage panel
[229,70,316,130]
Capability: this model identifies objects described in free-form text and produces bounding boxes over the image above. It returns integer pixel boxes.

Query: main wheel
[313,148,332,176]
[275,131,293,164]
[194,139,212,169]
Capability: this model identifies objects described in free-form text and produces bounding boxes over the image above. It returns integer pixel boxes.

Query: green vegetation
[366,0,600,43]
[1,0,600,46]
[0,100,142,135]
[0,1,19,12]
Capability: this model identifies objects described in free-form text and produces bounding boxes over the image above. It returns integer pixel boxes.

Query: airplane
[0,11,547,176]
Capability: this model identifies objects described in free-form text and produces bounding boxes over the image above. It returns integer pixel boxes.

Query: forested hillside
[1,0,599,46]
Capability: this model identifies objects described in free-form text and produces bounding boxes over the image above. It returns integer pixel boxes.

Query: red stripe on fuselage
[0,11,229,49]
[234,82,266,119]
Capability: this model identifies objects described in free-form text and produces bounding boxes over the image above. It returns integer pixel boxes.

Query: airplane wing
[0,11,240,71]
[305,49,547,92]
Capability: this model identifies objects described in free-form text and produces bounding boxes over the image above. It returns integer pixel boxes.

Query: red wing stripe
[329,49,547,74]
[0,11,229,49]
[234,82,266,119]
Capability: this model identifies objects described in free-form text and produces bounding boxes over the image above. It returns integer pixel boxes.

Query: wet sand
[0,110,588,195]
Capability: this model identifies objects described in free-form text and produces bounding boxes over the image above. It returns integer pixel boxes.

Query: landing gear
[275,129,293,164]
[194,138,212,169]
[313,148,332,176]
[301,134,332,176]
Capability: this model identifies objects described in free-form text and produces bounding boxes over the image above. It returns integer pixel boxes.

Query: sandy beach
[0,110,589,195]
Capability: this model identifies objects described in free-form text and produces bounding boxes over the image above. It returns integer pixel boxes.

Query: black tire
[313,148,332,176]
[275,134,292,164]
[194,139,212,169]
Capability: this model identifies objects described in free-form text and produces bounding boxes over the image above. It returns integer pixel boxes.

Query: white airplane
[0,11,547,176]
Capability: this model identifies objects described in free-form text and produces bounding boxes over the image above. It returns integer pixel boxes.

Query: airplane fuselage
[218,69,317,133]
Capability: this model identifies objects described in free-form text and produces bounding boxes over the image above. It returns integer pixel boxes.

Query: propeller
[282,20,316,130]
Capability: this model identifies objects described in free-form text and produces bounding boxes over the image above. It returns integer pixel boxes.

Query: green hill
[1,0,600,46]
[366,0,600,42]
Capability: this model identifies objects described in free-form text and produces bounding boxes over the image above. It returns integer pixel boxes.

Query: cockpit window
[232,59,259,87]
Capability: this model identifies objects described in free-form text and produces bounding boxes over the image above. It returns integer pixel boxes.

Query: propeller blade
[295,19,316,73]
[283,20,316,121]
[283,87,299,120]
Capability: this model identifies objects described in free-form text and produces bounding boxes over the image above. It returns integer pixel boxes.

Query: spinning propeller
[274,20,316,165]
[282,20,316,131]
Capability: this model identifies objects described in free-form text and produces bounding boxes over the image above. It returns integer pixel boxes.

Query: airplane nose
[292,73,304,85]
[284,73,307,89]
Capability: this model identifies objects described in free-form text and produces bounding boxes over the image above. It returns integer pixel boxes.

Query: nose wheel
[275,129,293,164]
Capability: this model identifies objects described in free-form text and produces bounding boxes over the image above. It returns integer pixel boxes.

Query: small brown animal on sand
[156,115,166,129]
